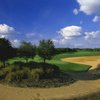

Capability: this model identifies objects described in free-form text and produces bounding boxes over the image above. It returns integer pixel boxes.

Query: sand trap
[61,56,100,70]
[0,80,100,100]
[0,56,100,100]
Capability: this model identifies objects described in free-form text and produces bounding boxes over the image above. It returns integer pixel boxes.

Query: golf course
[0,50,100,100]
[0,0,100,99]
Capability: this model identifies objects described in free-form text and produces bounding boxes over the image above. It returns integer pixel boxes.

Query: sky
[0,0,100,48]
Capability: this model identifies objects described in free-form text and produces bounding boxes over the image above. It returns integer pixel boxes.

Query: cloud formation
[58,26,82,39]
[0,24,15,38]
[93,16,100,22]
[53,26,100,48]
[73,8,79,15]
[85,31,100,40]
[11,39,21,47]
[76,0,100,15]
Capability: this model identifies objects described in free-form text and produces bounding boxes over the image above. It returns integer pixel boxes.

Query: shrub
[0,61,74,88]
[30,68,44,81]
[5,72,16,83]
[0,66,15,79]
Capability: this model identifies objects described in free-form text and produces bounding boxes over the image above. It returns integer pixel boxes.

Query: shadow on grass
[10,61,100,83]
[0,61,75,88]
[67,67,100,81]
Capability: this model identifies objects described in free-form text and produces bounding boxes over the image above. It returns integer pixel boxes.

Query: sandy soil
[0,80,100,100]
[61,56,100,70]
[0,56,100,100]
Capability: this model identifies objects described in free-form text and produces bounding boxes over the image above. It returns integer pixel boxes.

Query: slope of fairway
[48,60,90,72]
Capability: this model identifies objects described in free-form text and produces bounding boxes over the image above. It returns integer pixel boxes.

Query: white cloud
[58,26,82,39]
[0,24,15,38]
[73,8,79,15]
[76,0,100,15]
[53,26,100,48]
[53,38,67,45]
[11,39,21,47]
[85,31,100,40]
[93,16,100,22]
[0,35,8,38]
[0,24,15,34]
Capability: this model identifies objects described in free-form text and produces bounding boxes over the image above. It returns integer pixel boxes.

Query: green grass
[51,51,100,72]
[48,60,90,72]
[7,51,100,72]
[53,51,100,60]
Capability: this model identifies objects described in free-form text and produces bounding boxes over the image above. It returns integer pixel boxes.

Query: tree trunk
[3,61,6,67]
[43,58,46,64]
[43,58,46,73]
[25,58,28,63]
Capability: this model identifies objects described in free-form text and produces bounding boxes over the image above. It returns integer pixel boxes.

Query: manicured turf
[8,51,96,72]
[53,51,100,60]
[50,51,100,72]
[48,60,90,72]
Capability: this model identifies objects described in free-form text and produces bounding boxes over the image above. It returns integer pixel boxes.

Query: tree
[38,40,55,63]
[0,38,15,67]
[18,41,36,63]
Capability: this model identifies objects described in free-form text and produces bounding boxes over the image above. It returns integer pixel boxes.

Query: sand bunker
[61,56,100,70]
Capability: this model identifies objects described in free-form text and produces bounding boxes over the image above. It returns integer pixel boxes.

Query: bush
[5,68,30,83]
[5,72,16,83]
[30,68,44,81]
[0,61,74,88]
[0,66,15,79]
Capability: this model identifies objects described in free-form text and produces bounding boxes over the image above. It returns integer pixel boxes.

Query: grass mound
[0,62,74,88]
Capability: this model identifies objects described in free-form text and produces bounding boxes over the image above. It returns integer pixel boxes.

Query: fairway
[50,51,100,72]
[8,51,100,72]
[48,60,90,72]
[53,51,100,60]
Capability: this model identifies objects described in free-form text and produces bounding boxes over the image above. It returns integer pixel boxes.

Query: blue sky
[0,0,100,48]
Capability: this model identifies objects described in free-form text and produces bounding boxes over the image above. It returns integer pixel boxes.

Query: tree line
[0,38,55,67]
[0,38,100,67]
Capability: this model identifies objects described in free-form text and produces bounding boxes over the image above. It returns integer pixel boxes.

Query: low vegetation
[0,62,74,87]
[0,38,100,88]
[0,38,75,88]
